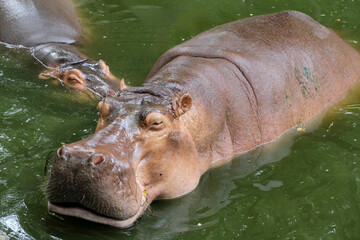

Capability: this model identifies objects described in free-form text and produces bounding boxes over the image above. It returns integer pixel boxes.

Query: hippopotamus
[0,0,123,97]
[45,11,360,227]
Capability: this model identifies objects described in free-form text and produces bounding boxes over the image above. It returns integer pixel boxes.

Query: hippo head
[34,43,125,98]
[39,59,126,98]
[46,83,202,227]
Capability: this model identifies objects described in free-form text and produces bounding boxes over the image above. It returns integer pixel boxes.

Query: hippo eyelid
[149,120,165,131]
[139,109,163,123]
[68,76,78,83]
[143,112,166,131]
[152,120,162,125]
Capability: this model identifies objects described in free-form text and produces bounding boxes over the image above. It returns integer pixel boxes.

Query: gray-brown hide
[46,11,360,228]
[148,10,360,157]
[0,0,121,97]
[0,0,80,46]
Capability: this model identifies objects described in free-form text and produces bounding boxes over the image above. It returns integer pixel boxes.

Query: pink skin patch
[91,154,105,165]
[57,147,63,157]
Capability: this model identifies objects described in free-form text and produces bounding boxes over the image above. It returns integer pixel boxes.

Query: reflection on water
[253,180,283,191]
[1,0,360,239]
[0,215,33,240]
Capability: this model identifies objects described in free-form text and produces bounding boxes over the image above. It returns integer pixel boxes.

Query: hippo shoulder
[0,0,82,47]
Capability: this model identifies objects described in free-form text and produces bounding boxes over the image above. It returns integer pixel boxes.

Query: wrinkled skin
[47,87,201,227]
[46,11,360,227]
[0,0,122,98]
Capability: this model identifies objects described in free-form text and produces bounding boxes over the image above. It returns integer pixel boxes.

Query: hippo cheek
[46,147,146,227]
[136,130,201,199]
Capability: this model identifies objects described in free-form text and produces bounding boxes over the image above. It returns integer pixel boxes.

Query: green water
[1,0,360,239]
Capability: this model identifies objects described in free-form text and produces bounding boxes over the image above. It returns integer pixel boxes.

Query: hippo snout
[46,144,144,222]
[56,146,106,166]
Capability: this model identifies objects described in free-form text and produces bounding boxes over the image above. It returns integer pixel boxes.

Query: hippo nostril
[57,147,63,157]
[91,154,106,166]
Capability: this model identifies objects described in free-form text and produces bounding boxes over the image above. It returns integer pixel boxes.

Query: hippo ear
[99,59,127,91]
[99,60,110,76]
[99,59,121,80]
[120,78,128,91]
[175,94,192,116]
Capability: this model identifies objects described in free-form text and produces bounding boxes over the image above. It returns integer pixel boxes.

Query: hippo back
[0,0,81,47]
[147,11,360,145]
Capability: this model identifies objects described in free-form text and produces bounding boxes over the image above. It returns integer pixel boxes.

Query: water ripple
[0,215,33,240]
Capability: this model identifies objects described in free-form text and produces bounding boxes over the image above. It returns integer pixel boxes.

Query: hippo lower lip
[48,193,147,228]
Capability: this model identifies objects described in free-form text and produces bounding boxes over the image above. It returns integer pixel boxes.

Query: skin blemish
[160,173,163,176]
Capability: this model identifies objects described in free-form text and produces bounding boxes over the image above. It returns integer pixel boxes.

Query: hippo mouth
[48,194,148,228]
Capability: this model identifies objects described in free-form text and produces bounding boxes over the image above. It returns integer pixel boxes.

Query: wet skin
[47,86,199,227]
[46,11,360,227]
[0,0,122,98]
[34,43,124,98]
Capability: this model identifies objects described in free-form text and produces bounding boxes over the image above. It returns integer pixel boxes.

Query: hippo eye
[67,76,78,84]
[143,112,166,131]
[63,69,86,90]
[150,120,164,131]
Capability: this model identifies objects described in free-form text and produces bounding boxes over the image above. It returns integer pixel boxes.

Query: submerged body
[0,0,81,46]
[0,0,121,97]
[46,11,360,227]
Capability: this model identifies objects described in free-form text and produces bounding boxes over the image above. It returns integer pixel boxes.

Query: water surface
[1,0,360,239]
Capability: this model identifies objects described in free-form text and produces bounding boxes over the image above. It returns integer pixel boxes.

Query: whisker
[43,150,56,177]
